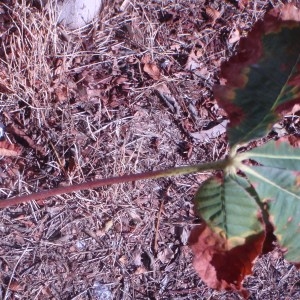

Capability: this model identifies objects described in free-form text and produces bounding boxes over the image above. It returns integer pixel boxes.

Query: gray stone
[56,0,103,29]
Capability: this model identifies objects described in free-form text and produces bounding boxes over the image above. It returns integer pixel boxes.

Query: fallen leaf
[96,220,113,237]
[127,209,142,223]
[53,84,68,102]
[113,75,128,85]
[119,255,127,265]
[205,7,221,25]
[190,120,228,141]
[0,70,14,94]
[0,140,22,156]
[185,47,202,71]
[132,246,142,266]
[194,67,210,79]
[41,286,52,297]
[155,83,180,114]
[157,247,174,264]
[104,220,113,232]
[8,124,46,156]
[86,89,102,98]
[141,54,161,80]
[134,266,147,274]
[9,279,23,292]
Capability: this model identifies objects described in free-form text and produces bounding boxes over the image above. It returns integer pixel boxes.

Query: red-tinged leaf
[189,223,264,295]
[0,141,22,156]
[194,174,264,248]
[213,5,300,146]
[287,135,300,148]
[275,60,300,114]
[240,139,300,263]
[242,165,300,263]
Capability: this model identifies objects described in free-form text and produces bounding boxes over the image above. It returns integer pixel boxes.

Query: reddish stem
[0,159,227,208]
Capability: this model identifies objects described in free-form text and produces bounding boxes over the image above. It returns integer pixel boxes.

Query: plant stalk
[0,159,228,208]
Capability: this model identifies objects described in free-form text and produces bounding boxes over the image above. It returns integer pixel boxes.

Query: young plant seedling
[0,3,299,297]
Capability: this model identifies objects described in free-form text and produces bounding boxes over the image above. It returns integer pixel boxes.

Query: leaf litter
[0,0,299,299]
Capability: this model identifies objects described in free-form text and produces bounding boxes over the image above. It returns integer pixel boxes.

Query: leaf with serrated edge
[241,164,300,262]
[194,174,263,249]
[240,140,300,170]
[213,9,300,146]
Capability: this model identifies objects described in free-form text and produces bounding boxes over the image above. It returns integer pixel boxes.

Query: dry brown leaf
[96,220,113,237]
[185,47,202,71]
[119,255,127,265]
[134,266,147,274]
[205,7,221,25]
[8,124,46,156]
[86,89,102,98]
[0,140,22,156]
[190,120,228,141]
[54,84,68,102]
[143,63,161,80]
[155,83,180,114]
[9,279,23,292]
[157,247,174,264]
[113,75,128,85]
[141,54,161,80]
[194,67,210,79]
[0,70,14,94]
[41,286,52,297]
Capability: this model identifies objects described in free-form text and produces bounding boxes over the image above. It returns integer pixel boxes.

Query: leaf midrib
[241,165,300,201]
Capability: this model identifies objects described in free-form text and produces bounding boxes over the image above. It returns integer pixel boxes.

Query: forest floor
[0,0,300,299]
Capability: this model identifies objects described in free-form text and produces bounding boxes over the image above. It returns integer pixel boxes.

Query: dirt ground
[0,0,300,299]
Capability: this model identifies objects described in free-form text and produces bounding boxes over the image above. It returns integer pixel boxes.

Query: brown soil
[0,0,299,299]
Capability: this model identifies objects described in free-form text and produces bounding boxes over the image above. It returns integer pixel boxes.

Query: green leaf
[242,140,300,170]
[194,174,264,249]
[213,14,300,146]
[241,141,300,262]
